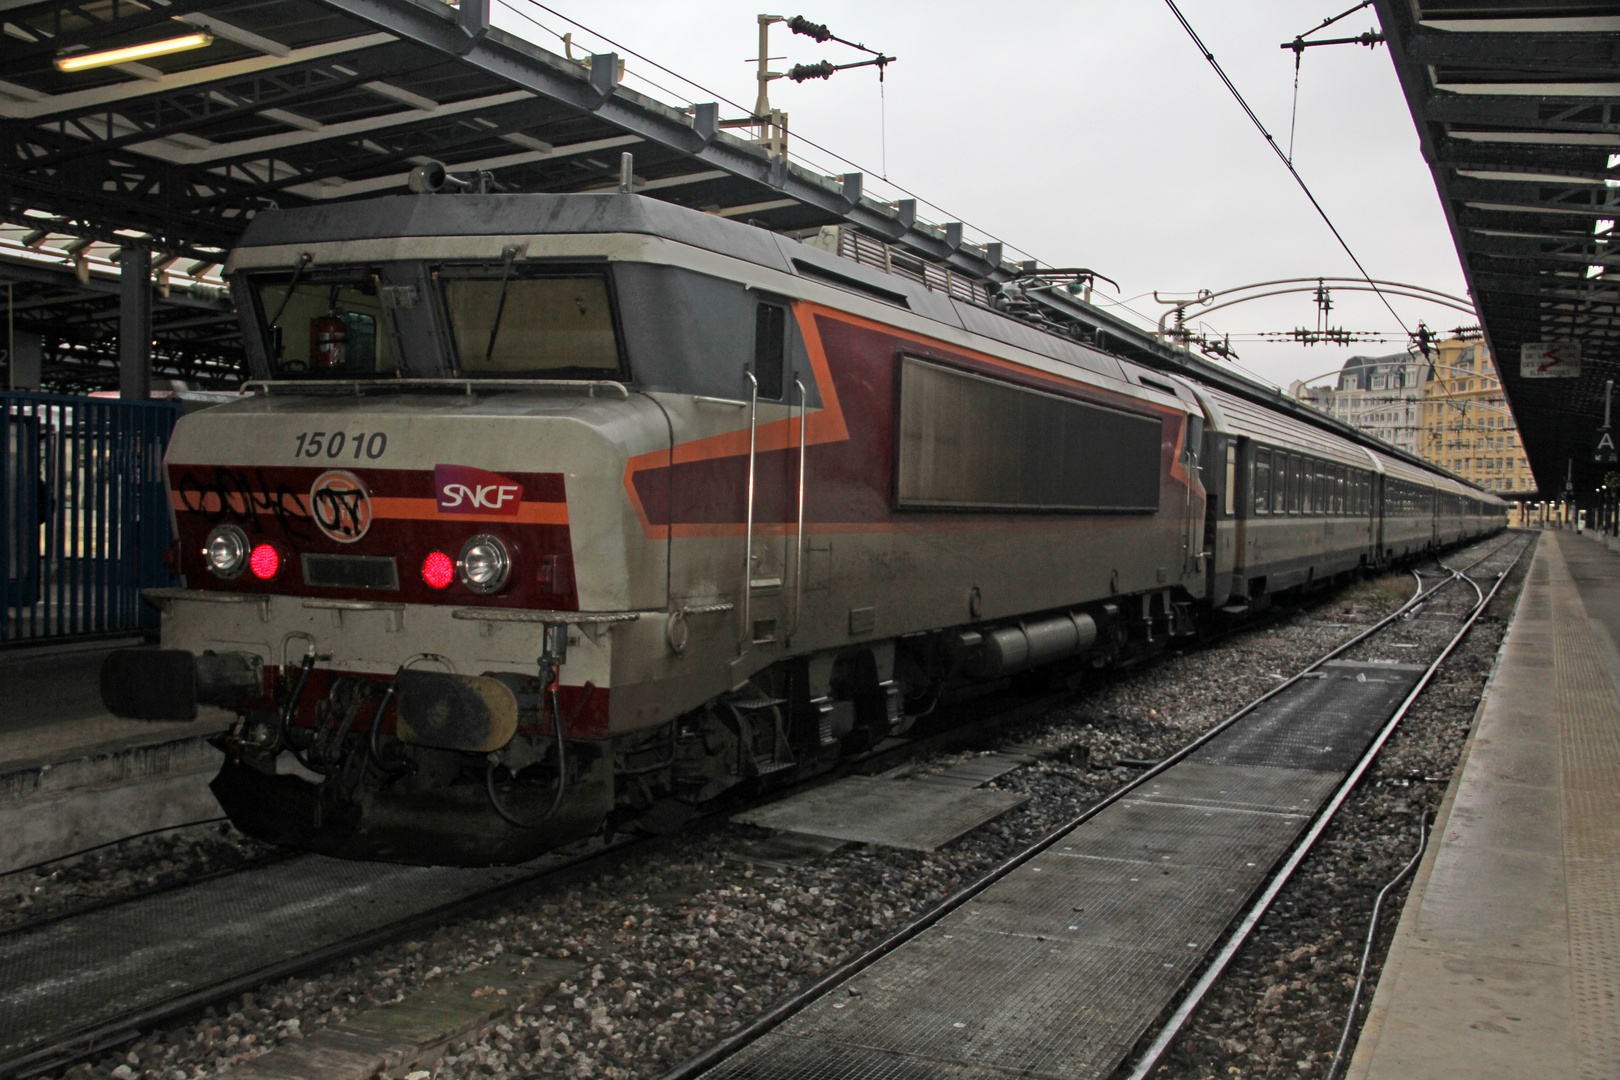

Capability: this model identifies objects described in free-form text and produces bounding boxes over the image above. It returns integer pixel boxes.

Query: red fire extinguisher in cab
[310,313,347,370]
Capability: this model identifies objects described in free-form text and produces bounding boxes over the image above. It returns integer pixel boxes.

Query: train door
[1202,431,1238,608]
[656,299,802,668]
[1371,472,1386,565]
[1181,412,1207,582]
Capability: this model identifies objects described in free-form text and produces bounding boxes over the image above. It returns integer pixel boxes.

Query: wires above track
[1161,1,1414,341]
[516,2,1054,278]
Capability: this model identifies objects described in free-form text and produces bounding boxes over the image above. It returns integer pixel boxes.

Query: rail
[1120,534,1529,1078]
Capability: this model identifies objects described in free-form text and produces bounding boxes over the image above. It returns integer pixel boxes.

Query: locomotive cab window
[252,272,397,378]
[439,267,623,377]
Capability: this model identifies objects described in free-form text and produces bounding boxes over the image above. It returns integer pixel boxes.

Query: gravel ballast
[38,535,1528,1080]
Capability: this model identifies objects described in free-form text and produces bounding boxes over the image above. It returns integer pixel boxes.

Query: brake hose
[273,651,317,756]
[484,666,572,829]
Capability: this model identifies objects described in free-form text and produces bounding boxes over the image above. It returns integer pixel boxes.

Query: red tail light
[422,551,455,589]
[249,544,281,580]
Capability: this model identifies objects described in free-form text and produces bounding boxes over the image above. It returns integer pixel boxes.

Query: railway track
[0,540,1519,1080]
[0,671,1076,1080]
[663,533,1531,1080]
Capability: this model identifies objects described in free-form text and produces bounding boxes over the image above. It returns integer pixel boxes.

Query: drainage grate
[730,776,1027,851]
[1190,661,1425,772]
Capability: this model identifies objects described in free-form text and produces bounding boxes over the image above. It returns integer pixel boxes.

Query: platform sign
[1520,341,1581,378]
[1597,428,1618,464]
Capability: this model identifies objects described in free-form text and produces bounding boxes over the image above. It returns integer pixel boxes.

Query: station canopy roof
[0,0,1008,277]
[0,0,1030,388]
[1379,0,1620,497]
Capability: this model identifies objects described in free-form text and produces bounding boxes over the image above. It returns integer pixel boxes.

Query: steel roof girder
[1449,174,1620,209]
[14,42,428,166]
[1421,95,1620,140]
[0,256,231,311]
[1461,232,1620,263]
[2,175,243,253]
[1470,268,1620,300]
[1451,177,1620,210]
[313,0,1009,283]
[0,0,239,68]
[1402,25,1620,73]
[182,100,630,207]
[1431,139,1615,173]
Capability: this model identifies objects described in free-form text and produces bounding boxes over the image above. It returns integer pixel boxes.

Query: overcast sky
[490,0,1470,391]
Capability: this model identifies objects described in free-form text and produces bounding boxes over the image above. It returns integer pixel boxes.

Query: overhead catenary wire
[1162,1,1414,340]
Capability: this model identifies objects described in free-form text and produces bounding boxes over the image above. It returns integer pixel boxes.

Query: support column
[119,247,152,400]
[10,331,40,390]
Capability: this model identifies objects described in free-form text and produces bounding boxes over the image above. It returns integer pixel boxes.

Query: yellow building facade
[1418,336,1533,496]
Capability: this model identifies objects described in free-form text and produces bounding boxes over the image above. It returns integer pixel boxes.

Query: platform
[1349,530,1620,1079]
[0,640,230,871]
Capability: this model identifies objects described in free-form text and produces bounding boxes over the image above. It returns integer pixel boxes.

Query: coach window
[1273,454,1287,515]
[1287,456,1303,514]
[1253,449,1271,514]
[1301,458,1313,515]
[753,303,787,400]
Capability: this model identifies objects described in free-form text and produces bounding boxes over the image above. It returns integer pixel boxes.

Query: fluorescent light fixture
[54,32,213,72]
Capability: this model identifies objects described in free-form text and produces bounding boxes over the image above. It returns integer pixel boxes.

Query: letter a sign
[1597,428,1618,465]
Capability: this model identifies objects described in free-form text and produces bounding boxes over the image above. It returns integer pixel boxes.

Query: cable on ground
[1325,810,1432,1080]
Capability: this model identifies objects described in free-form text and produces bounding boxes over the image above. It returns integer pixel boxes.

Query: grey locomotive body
[102,193,1507,864]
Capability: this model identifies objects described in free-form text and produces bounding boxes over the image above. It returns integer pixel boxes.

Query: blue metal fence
[2,391,183,643]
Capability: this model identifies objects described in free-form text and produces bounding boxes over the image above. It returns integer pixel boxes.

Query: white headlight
[458,534,512,594]
[204,525,250,579]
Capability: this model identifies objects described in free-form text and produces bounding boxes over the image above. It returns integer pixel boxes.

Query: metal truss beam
[1403,26,1620,74]
[0,253,233,312]
[0,0,237,69]
[1422,94,1620,139]
[9,42,429,170]
[1431,138,1615,172]
[1448,175,1620,213]
[312,0,1011,282]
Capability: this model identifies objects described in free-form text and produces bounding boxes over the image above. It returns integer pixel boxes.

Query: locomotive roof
[236,192,798,275]
[237,192,1499,503]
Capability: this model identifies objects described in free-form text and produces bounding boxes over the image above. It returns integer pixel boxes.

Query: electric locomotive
[100,191,1506,864]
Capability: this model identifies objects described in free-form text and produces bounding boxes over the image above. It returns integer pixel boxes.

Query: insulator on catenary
[788,15,832,42]
[787,60,837,82]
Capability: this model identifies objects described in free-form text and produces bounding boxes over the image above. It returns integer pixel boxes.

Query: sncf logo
[435,464,523,517]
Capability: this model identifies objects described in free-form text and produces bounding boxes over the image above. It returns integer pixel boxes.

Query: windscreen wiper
[482,245,520,366]
[267,252,313,329]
